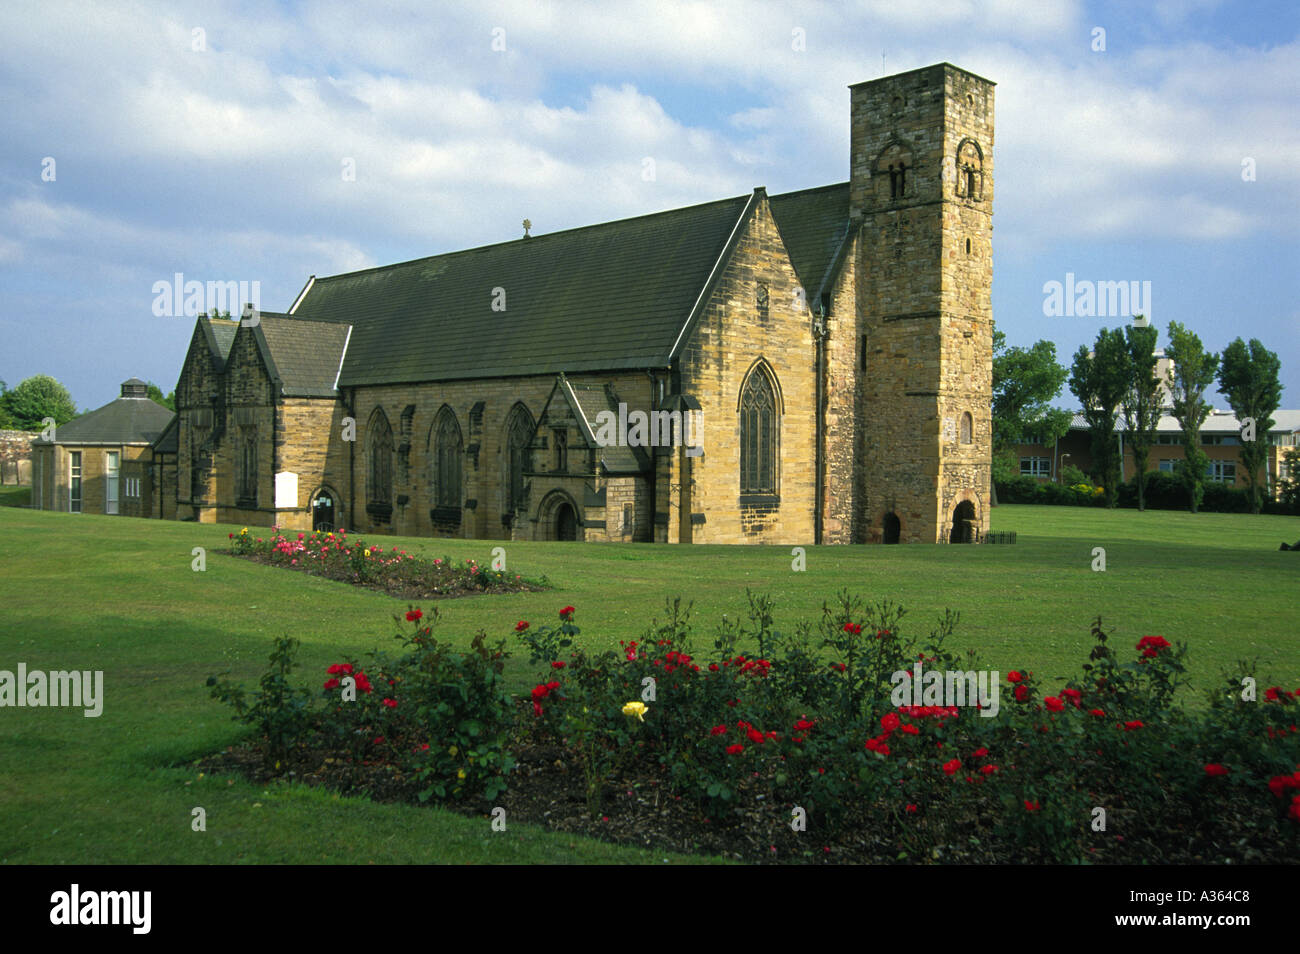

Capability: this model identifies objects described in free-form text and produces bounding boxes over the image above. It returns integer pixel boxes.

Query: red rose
[1062,688,1082,707]
[881,712,901,734]
[905,803,918,813]
[1123,720,1143,731]
[559,606,576,620]
[981,764,998,775]
[708,663,719,672]
[973,747,988,757]
[533,701,543,716]
[551,661,566,669]
[710,725,727,736]
[901,724,919,735]
[793,718,815,731]
[546,680,560,691]
[1088,708,1105,716]
[531,685,549,701]
[726,744,744,755]
[1203,764,1229,776]
[1014,685,1029,702]
[382,698,397,708]
[1007,671,1023,683]
[405,609,422,622]
[515,621,530,632]
[943,758,962,775]
[1024,800,1041,812]
[1045,696,1065,712]
[324,678,340,690]
[746,728,765,745]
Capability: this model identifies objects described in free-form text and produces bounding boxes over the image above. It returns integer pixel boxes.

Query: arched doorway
[311,489,336,531]
[950,500,976,543]
[883,511,901,544]
[555,502,578,541]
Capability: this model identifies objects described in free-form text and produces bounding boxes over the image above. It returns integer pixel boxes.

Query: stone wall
[675,194,818,545]
[850,63,994,543]
[0,430,37,485]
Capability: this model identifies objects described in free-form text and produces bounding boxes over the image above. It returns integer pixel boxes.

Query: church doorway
[555,502,578,541]
[882,511,901,544]
[311,488,336,531]
[950,500,976,543]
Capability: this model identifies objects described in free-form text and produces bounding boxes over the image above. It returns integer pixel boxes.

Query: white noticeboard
[274,471,299,509]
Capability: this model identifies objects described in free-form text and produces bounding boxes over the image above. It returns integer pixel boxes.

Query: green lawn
[1,503,1296,864]
[0,486,30,507]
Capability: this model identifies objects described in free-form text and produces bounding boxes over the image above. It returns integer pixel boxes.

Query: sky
[1,0,1297,413]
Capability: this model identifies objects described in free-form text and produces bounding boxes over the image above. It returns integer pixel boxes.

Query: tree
[1164,321,1219,513]
[0,380,13,429]
[1119,321,1162,511]
[1216,337,1282,514]
[145,382,176,411]
[1278,448,1300,514]
[0,375,77,430]
[992,327,1073,453]
[1069,328,1130,508]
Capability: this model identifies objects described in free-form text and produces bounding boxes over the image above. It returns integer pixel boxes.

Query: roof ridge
[311,192,752,284]
[769,181,849,200]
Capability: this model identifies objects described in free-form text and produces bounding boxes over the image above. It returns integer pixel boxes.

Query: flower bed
[227,526,545,599]
[200,594,1300,864]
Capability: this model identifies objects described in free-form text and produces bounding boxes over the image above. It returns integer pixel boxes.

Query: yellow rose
[457,769,466,780]
[448,745,458,756]
[622,701,648,721]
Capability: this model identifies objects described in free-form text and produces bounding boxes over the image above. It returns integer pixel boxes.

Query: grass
[1,503,1297,863]
[0,486,30,507]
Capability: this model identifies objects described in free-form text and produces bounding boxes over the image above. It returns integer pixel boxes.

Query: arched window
[504,403,535,515]
[739,362,780,496]
[960,412,973,445]
[875,142,913,203]
[431,406,463,509]
[955,138,983,200]
[367,408,394,511]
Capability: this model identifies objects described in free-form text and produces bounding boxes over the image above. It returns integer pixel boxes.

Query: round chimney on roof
[121,378,148,398]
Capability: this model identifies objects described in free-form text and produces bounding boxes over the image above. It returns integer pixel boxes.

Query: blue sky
[1,0,1296,412]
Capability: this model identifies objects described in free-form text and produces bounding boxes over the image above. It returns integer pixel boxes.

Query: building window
[622,502,634,535]
[1158,459,1177,473]
[955,138,983,200]
[236,432,257,505]
[965,237,972,255]
[432,407,463,509]
[960,412,973,445]
[1202,435,1239,446]
[740,363,779,496]
[552,428,568,473]
[1020,457,1051,477]
[105,451,120,514]
[33,456,41,509]
[860,334,868,371]
[69,451,82,513]
[756,282,769,321]
[505,403,534,515]
[875,144,913,203]
[1206,460,1236,483]
[1156,434,1182,445]
[367,409,394,510]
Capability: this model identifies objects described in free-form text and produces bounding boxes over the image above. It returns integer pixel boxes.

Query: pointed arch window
[505,403,534,515]
[432,407,463,509]
[740,364,780,497]
[367,409,394,513]
[960,412,973,445]
[236,430,258,504]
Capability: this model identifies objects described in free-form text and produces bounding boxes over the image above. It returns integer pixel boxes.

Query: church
[169,62,995,544]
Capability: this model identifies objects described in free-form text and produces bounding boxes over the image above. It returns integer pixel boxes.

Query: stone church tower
[848,63,994,543]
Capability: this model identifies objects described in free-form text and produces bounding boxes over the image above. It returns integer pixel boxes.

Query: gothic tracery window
[368,409,394,507]
[433,408,463,509]
[740,364,779,496]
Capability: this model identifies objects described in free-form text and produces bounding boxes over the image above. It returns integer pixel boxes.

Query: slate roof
[152,414,179,454]
[564,380,651,475]
[199,317,240,371]
[253,314,352,398]
[34,394,175,446]
[768,182,853,301]
[293,193,756,387]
